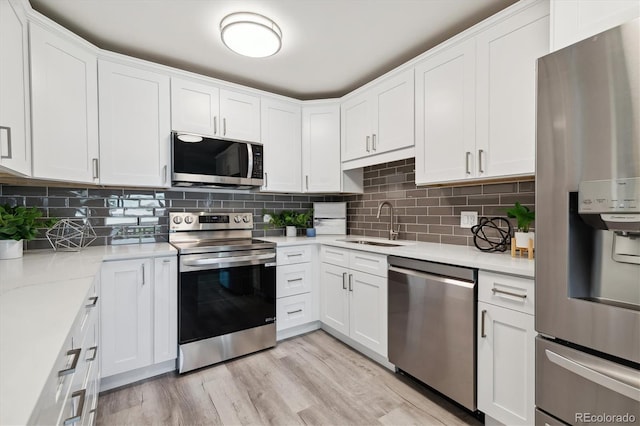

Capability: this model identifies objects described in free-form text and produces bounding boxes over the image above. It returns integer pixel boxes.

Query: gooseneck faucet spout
[376,201,399,240]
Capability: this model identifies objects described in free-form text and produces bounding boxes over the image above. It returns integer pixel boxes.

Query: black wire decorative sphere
[471,217,512,252]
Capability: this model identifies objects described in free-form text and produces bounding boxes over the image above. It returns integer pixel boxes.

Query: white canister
[286,226,297,237]
[0,239,24,260]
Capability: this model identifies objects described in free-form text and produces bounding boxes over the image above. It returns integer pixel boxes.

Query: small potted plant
[506,201,535,249]
[0,204,57,259]
[264,209,313,237]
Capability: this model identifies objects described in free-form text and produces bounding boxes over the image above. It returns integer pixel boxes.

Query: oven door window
[179,263,275,344]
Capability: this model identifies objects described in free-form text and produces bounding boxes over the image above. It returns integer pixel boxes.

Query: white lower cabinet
[477,271,535,425]
[320,246,388,358]
[275,245,318,337]
[100,255,177,379]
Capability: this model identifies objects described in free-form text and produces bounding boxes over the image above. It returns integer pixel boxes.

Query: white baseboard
[320,324,395,371]
[99,359,176,392]
[277,321,321,341]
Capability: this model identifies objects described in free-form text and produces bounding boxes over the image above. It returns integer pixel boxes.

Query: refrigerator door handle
[545,349,640,402]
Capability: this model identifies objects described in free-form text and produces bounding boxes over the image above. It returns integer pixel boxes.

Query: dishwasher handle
[389,265,475,288]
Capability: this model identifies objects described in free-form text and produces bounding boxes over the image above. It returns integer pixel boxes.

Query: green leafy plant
[506,202,535,232]
[265,209,313,229]
[0,204,57,241]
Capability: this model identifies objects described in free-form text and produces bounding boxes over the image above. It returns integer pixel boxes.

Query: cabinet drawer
[277,245,312,265]
[276,293,313,331]
[349,250,387,277]
[320,245,350,268]
[277,263,312,298]
[479,271,534,315]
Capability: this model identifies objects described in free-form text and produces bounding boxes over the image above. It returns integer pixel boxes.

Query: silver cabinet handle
[141,264,146,285]
[545,349,640,402]
[92,158,99,179]
[481,310,487,338]
[85,296,98,308]
[87,346,98,361]
[163,165,168,184]
[348,274,353,292]
[163,258,171,263]
[491,288,527,299]
[264,172,268,188]
[287,277,303,283]
[287,252,303,257]
[287,309,303,315]
[59,348,81,377]
[465,152,471,175]
[214,116,217,135]
[372,133,377,151]
[478,149,485,173]
[0,126,12,159]
[63,389,86,425]
[305,175,309,191]
[342,272,347,290]
[223,117,227,136]
[366,135,371,152]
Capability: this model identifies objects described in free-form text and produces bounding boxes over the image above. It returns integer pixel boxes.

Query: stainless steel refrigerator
[536,18,640,425]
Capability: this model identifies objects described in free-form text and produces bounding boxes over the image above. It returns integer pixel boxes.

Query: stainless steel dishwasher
[388,256,477,411]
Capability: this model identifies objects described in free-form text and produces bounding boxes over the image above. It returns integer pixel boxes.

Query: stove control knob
[242,215,250,223]
[184,216,194,224]
[173,216,183,224]
[234,215,242,223]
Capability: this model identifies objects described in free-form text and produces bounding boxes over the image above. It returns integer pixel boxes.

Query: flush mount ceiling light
[220,12,282,58]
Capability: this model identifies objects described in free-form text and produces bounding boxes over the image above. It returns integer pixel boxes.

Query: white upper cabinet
[0,0,30,176]
[171,78,220,137]
[220,89,261,142]
[551,0,640,51]
[30,23,99,184]
[341,68,414,166]
[302,103,341,193]
[171,78,260,142]
[98,59,171,187]
[415,0,549,185]
[475,1,550,178]
[261,98,302,192]
[415,38,476,184]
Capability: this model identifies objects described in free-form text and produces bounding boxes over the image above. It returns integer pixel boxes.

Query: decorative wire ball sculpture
[46,219,97,251]
[471,217,512,252]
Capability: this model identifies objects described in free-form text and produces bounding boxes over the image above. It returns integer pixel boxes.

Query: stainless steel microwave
[171,132,264,188]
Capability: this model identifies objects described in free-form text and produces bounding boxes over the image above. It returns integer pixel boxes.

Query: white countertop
[263,235,534,278]
[0,243,176,426]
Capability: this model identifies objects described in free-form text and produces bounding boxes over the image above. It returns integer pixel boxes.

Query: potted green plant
[264,209,313,237]
[506,201,535,249]
[0,204,56,259]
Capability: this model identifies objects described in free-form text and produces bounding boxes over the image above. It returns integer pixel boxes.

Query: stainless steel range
[169,211,276,374]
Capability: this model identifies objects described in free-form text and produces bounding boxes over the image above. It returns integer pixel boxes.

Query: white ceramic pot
[0,239,24,260]
[286,226,297,237]
[514,231,534,249]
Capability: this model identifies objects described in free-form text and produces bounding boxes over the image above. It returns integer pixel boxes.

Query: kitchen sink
[338,239,402,247]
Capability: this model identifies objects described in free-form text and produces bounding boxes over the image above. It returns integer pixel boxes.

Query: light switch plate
[460,211,478,229]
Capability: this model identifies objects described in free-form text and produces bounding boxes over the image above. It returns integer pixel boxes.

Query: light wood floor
[97,330,482,426]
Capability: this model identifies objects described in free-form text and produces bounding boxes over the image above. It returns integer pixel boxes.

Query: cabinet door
[478,302,535,426]
[341,93,371,161]
[320,263,349,335]
[0,0,30,176]
[349,270,387,357]
[261,98,301,192]
[98,60,171,187]
[276,293,313,331]
[302,103,341,192]
[171,77,220,137]
[219,89,260,142]
[372,68,414,155]
[100,258,152,377]
[277,262,312,298]
[30,24,99,183]
[476,2,549,179]
[551,0,640,51]
[153,256,177,364]
[415,38,476,185]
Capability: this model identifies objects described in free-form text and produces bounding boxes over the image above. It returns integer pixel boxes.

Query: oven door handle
[182,253,276,268]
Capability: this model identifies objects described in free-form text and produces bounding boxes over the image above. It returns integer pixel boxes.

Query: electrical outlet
[460,211,478,229]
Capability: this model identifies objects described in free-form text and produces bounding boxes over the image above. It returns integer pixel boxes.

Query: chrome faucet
[376,201,399,240]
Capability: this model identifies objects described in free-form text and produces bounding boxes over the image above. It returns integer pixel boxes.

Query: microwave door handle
[247,143,253,179]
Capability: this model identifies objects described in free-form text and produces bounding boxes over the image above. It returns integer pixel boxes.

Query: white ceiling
[29,0,517,100]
